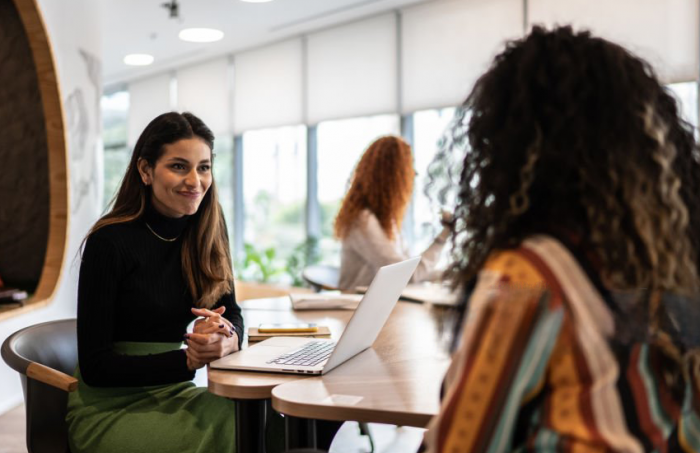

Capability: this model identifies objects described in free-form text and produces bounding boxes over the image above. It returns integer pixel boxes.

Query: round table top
[208,296,353,399]
[208,297,450,406]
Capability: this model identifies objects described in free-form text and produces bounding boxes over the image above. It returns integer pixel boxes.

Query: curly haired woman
[422,26,700,452]
[334,135,450,291]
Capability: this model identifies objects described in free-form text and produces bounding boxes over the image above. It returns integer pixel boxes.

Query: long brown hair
[86,112,233,308]
[334,136,414,240]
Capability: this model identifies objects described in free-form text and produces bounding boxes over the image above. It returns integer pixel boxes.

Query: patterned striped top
[422,236,700,453]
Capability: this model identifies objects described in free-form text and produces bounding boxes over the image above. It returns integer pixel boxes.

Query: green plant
[285,236,321,287]
[236,242,285,283]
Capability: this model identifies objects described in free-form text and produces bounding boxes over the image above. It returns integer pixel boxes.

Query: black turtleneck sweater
[77,203,243,387]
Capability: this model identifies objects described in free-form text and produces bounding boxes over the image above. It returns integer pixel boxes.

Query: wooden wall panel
[0,0,68,319]
[0,0,50,291]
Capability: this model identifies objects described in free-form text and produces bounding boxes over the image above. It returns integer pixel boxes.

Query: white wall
[0,0,102,414]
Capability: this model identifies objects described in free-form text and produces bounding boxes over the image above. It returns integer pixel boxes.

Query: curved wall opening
[0,0,68,319]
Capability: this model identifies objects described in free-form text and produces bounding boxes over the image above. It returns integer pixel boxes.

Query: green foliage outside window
[235,243,285,283]
[235,237,321,286]
[284,237,321,287]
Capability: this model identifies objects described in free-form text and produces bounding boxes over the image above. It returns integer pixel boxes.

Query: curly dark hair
[334,135,414,240]
[433,26,700,298]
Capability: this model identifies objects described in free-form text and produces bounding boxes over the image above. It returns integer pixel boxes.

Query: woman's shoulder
[345,210,387,239]
[481,246,549,290]
[341,209,372,234]
[479,235,594,305]
[86,220,142,248]
[354,209,373,222]
[355,209,381,228]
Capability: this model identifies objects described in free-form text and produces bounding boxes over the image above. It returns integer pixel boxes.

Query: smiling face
[138,137,213,218]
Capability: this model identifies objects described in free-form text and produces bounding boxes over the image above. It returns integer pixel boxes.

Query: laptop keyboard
[267,340,336,367]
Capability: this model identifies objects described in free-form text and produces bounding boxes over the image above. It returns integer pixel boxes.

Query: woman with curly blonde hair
[334,135,450,290]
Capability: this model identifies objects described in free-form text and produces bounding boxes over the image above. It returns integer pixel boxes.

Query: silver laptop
[210,257,421,375]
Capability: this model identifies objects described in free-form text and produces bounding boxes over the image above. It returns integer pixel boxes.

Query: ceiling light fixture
[178,28,224,43]
[240,0,274,3]
[123,54,154,66]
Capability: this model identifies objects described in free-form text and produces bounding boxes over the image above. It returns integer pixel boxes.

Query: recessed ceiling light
[178,28,224,43]
[240,0,274,3]
[123,54,154,66]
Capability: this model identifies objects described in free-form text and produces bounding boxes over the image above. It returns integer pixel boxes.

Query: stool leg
[235,399,267,453]
[285,416,317,451]
[358,422,375,453]
[315,420,343,451]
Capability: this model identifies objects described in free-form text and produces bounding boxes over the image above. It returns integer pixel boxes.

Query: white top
[338,210,449,291]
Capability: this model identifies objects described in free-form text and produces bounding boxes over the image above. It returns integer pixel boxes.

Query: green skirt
[66,342,236,453]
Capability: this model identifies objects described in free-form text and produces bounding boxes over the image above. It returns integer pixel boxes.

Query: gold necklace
[145,222,179,242]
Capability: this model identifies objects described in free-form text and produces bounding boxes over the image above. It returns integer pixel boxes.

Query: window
[242,126,307,266]
[667,81,698,129]
[102,90,130,210]
[213,135,234,243]
[411,107,457,253]
[316,114,401,263]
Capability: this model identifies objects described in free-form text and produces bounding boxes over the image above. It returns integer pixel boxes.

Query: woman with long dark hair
[335,135,450,290]
[67,112,242,453]
[423,27,700,452]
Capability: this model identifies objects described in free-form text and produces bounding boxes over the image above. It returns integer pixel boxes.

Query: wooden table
[208,297,354,399]
[356,282,460,307]
[270,301,450,427]
[208,297,450,452]
[208,297,355,453]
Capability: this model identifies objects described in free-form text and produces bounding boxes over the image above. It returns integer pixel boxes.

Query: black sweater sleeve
[213,288,244,350]
[77,233,195,387]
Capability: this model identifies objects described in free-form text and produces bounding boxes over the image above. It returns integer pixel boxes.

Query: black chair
[1,319,78,453]
[302,265,340,292]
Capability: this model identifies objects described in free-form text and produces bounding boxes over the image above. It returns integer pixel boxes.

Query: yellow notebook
[247,326,331,343]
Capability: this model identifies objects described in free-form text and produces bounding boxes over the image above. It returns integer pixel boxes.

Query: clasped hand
[185,306,240,371]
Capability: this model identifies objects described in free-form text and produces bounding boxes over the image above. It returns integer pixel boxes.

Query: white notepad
[289,293,363,310]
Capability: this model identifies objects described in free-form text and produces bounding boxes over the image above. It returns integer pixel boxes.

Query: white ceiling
[102,0,431,89]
